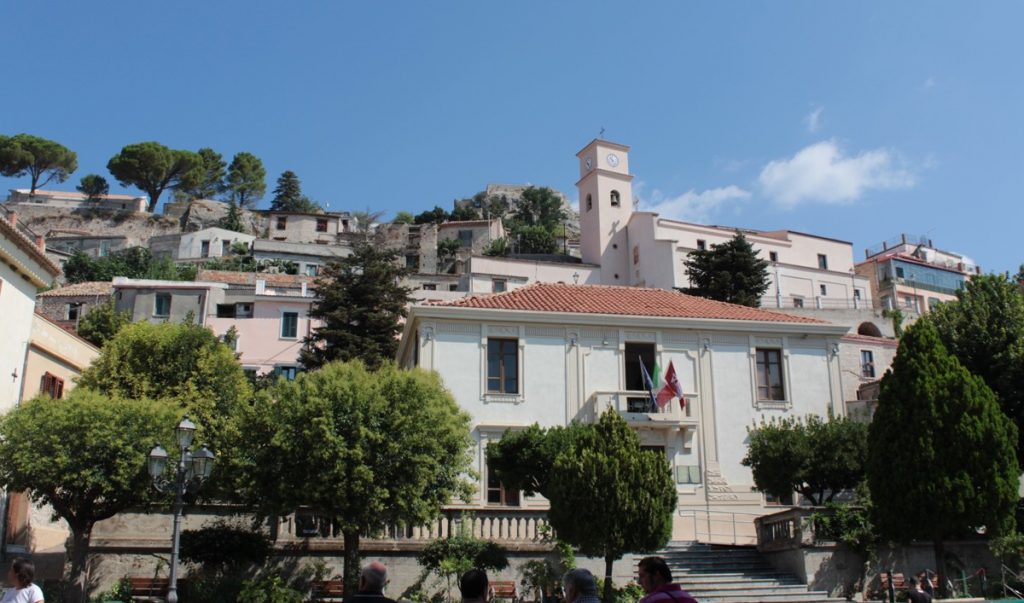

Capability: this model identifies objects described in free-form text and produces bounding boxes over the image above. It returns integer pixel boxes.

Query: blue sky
[2,2,1021,272]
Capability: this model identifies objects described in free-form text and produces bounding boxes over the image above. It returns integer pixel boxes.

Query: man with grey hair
[562,569,601,603]
[347,561,397,603]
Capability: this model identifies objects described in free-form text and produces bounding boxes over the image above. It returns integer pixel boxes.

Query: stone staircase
[646,542,845,603]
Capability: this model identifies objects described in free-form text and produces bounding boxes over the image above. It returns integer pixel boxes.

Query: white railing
[279,508,551,544]
[677,510,759,546]
[581,391,695,427]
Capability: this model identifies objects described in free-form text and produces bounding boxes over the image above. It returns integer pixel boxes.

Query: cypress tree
[270,170,304,211]
[867,319,1019,596]
[683,231,770,307]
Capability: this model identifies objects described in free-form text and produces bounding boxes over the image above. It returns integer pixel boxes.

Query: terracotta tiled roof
[432,283,829,323]
[196,269,314,288]
[841,333,899,348]
[38,281,114,297]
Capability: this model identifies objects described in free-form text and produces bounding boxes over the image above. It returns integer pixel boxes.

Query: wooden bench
[311,579,345,601]
[489,580,519,603]
[129,577,168,601]
[879,573,938,601]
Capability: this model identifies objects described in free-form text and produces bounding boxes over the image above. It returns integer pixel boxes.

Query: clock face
[585,156,593,171]
[606,153,620,167]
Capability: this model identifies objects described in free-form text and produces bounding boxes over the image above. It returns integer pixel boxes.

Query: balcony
[580,390,696,429]
[879,277,962,296]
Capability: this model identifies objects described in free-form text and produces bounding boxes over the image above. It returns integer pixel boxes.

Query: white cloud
[804,106,824,133]
[641,185,751,223]
[924,76,936,89]
[758,140,915,207]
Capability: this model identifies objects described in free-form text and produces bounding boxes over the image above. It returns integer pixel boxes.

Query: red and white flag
[656,360,685,409]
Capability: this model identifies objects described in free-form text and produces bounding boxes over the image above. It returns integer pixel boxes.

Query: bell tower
[576,139,634,285]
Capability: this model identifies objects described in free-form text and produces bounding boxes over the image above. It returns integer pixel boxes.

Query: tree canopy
[300,242,413,371]
[107,142,201,212]
[867,319,1019,595]
[0,133,78,194]
[76,174,109,203]
[392,211,415,224]
[225,151,267,208]
[77,298,131,347]
[177,147,227,201]
[62,247,195,284]
[77,320,252,474]
[0,390,178,603]
[414,205,449,225]
[269,170,321,212]
[487,412,676,603]
[450,204,481,221]
[509,186,567,231]
[237,361,473,595]
[742,414,868,505]
[218,200,247,233]
[930,273,1024,463]
[683,232,770,307]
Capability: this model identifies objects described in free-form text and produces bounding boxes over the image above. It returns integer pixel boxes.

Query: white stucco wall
[0,262,36,411]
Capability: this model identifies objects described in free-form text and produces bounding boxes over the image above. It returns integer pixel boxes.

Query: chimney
[6,210,16,226]
[301,282,308,297]
[255,279,266,295]
[35,235,45,250]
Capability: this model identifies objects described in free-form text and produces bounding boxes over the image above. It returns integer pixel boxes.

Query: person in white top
[0,558,43,603]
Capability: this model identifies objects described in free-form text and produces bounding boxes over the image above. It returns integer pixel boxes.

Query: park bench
[489,580,519,603]
[310,579,345,601]
[128,577,169,602]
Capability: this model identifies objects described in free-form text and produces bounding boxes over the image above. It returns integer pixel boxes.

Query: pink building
[198,270,319,379]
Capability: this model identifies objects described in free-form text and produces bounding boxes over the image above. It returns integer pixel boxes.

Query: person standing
[460,569,489,603]
[637,557,698,603]
[907,577,933,603]
[0,559,43,603]
[562,569,601,603]
[345,562,397,603]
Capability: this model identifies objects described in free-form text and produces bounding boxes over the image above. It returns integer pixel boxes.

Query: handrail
[677,509,759,546]
[1002,564,1024,599]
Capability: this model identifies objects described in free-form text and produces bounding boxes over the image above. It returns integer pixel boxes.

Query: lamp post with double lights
[147,416,215,603]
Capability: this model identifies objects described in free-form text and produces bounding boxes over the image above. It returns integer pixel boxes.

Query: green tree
[867,319,1019,596]
[511,186,567,231]
[269,170,321,212]
[238,362,474,596]
[414,206,449,224]
[683,232,770,307]
[514,224,558,254]
[77,298,131,347]
[548,412,675,603]
[219,200,247,233]
[177,147,226,201]
[0,133,78,194]
[0,390,178,603]
[487,413,676,603]
[77,320,252,482]
[392,211,415,224]
[930,273,1024,463]
[418,530,509,598]
[76,173,109,203]
[483,237,509,257]
[225,151,267,208]
[437,238,462,263]
[742,415,868,505]
[107,142,201,212]
[450,205,480,221]
[299,243,413,370]
[62,247,194,284]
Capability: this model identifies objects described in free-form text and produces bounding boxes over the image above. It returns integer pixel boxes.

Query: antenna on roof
[599,126,606,138]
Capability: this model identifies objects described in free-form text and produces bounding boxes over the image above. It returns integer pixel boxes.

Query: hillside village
[0,137,1004,601]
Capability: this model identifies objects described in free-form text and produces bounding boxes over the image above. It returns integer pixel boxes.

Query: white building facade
[397,283,849,542]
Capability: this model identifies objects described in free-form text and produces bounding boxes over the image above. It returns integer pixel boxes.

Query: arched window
[586,194,592,212]
[857,322,883,337]
[610,190,620,207]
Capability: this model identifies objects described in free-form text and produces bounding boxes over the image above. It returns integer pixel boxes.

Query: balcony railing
[280,507,551,545]
[580,390,695,428]
[759,295,881,310]
[879,277,962,296]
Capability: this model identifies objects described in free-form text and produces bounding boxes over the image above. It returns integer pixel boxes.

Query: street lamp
[147,416,215,603]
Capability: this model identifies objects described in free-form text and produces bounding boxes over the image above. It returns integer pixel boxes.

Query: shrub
[180,523,272,573]
[237,575,304,603]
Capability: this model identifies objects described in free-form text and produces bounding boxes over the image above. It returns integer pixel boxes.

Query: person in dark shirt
[345,562,397,603]
[459,569,489,603]
[907,577,932,603]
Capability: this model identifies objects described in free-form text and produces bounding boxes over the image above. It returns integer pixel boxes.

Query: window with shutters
[40,373,64,399]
